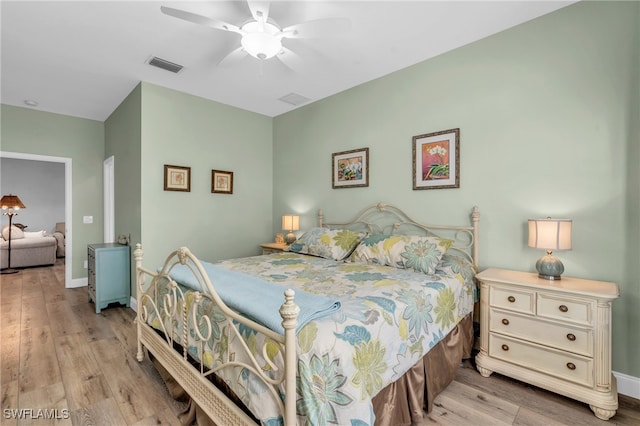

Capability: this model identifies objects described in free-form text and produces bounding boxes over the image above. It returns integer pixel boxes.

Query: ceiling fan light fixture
[241,21,282,60]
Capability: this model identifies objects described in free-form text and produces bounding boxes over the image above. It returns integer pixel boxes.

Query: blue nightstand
[87,243,130,313]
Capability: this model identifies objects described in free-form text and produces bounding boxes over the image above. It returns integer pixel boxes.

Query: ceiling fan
[160,1,350,69]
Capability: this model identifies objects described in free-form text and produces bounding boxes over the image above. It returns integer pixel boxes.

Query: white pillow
[1,225,24,240]
[24,230,45,238]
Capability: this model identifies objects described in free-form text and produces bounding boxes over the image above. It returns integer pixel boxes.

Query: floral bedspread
[142,252,475,426]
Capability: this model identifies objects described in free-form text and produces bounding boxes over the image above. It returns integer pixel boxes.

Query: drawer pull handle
[501,344,509,351]
[559,305,569,313]
[566,362,576,370]
[507,296,516,303]
[566,333,576,341]
[502,318,510,325]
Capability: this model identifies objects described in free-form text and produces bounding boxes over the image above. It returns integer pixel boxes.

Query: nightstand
[260,242,288,255]
[475,268,619,420]
[87,243,131,313]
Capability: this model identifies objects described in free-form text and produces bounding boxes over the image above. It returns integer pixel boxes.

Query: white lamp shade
[282,215,300,232]
[528,218,572,250]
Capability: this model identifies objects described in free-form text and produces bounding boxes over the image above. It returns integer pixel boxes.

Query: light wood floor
[1,261,639,426]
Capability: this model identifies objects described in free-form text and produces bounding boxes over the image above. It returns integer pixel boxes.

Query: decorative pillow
[288,227,367,261]
[1,225,24,240]
[435,252,478,282]
[435,252,480,302]
[351,234,453,274]
[24,230,46,239]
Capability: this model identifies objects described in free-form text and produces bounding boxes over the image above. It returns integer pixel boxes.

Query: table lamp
[282,214,299,245]
[528,217,572,280]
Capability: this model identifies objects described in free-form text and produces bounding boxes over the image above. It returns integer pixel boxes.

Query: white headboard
[318,202,480,266]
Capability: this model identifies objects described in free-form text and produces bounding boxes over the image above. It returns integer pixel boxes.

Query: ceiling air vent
[278,92,311,106]
[147,56,183,74]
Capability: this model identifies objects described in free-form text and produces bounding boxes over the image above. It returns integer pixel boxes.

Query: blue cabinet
[87,243,130,313]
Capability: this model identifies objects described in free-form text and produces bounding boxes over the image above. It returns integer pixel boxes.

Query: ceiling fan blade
[281,17,351,39]
[218,47,249,67]
[276,47,304,73]
[160,6,242,34]
[247,1,271,24]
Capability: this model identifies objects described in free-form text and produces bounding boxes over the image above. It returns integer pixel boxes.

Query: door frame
[103,156,115,243]
[0,151,72,288]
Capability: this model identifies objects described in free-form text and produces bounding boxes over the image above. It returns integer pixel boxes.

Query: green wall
[273,1,640,376]
[1,0,637,379]
[138,83,274,269]
[623,0,640,380]
[0,105,104,280]
[105,83,142,292]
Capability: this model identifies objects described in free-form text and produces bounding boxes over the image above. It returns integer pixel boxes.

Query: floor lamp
[1,194,26,275]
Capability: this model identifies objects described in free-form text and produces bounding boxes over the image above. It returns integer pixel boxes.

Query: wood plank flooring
[1,261,639,425]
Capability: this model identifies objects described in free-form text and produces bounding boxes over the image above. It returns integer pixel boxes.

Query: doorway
[0,151,72,288]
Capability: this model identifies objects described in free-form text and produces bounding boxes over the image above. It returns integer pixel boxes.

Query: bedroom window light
[528,217,572,280]
[282,214,299,245]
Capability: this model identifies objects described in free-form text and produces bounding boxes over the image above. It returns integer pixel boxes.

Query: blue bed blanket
[168,260,341,335]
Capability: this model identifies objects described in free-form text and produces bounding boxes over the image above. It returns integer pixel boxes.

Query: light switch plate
[83,216,93,224]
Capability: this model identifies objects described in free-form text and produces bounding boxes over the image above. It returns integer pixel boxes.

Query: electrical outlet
[84,260,88,269]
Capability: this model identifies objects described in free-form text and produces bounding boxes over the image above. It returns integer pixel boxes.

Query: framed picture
[211,170,233,194]
[412,128,460,190]
[164,164,191,192]
[332,147,369,189]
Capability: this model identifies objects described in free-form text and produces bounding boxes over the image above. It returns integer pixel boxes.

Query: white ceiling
[1,1,575,121]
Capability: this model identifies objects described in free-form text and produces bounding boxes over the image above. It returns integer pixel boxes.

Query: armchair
[53,222,65,258]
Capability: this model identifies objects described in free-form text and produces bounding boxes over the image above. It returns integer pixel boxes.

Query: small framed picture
[412,128,460,190]
[164,164,191,192]
[332,147,369,189]
[211,170,233,194]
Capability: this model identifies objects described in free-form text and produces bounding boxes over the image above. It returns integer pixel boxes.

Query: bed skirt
[149,313,473,426]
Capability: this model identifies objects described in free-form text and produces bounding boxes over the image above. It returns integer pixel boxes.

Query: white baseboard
[69,277,87,288]
[130,296,137,313]
[614,371,640,399]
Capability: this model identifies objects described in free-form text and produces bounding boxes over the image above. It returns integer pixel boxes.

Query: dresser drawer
[490,285,535,314]
[489,333,594,387]
[537,292,594,326]
[489,308,593,357]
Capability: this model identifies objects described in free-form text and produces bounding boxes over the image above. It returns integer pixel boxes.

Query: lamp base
[538,273,562,281]
[536,251,564,280]
[284,232,297,245]
[1,268,20,275]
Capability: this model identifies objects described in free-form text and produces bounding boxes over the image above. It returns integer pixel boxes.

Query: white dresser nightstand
[260,242,288,255]
[475,268,619,420]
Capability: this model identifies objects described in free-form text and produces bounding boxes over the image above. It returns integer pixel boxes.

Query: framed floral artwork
[332,147,369,189]
[164,164,191,192]
[211,170,233,194]
[412,128,460,190]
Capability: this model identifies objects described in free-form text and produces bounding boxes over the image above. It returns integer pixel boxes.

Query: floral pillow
[435,252,478,283]
[288,227,367,261]
[435,252,479,302]
[350,234,453,274]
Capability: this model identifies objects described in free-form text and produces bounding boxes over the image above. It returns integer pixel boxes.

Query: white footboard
[133,245,299,425]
